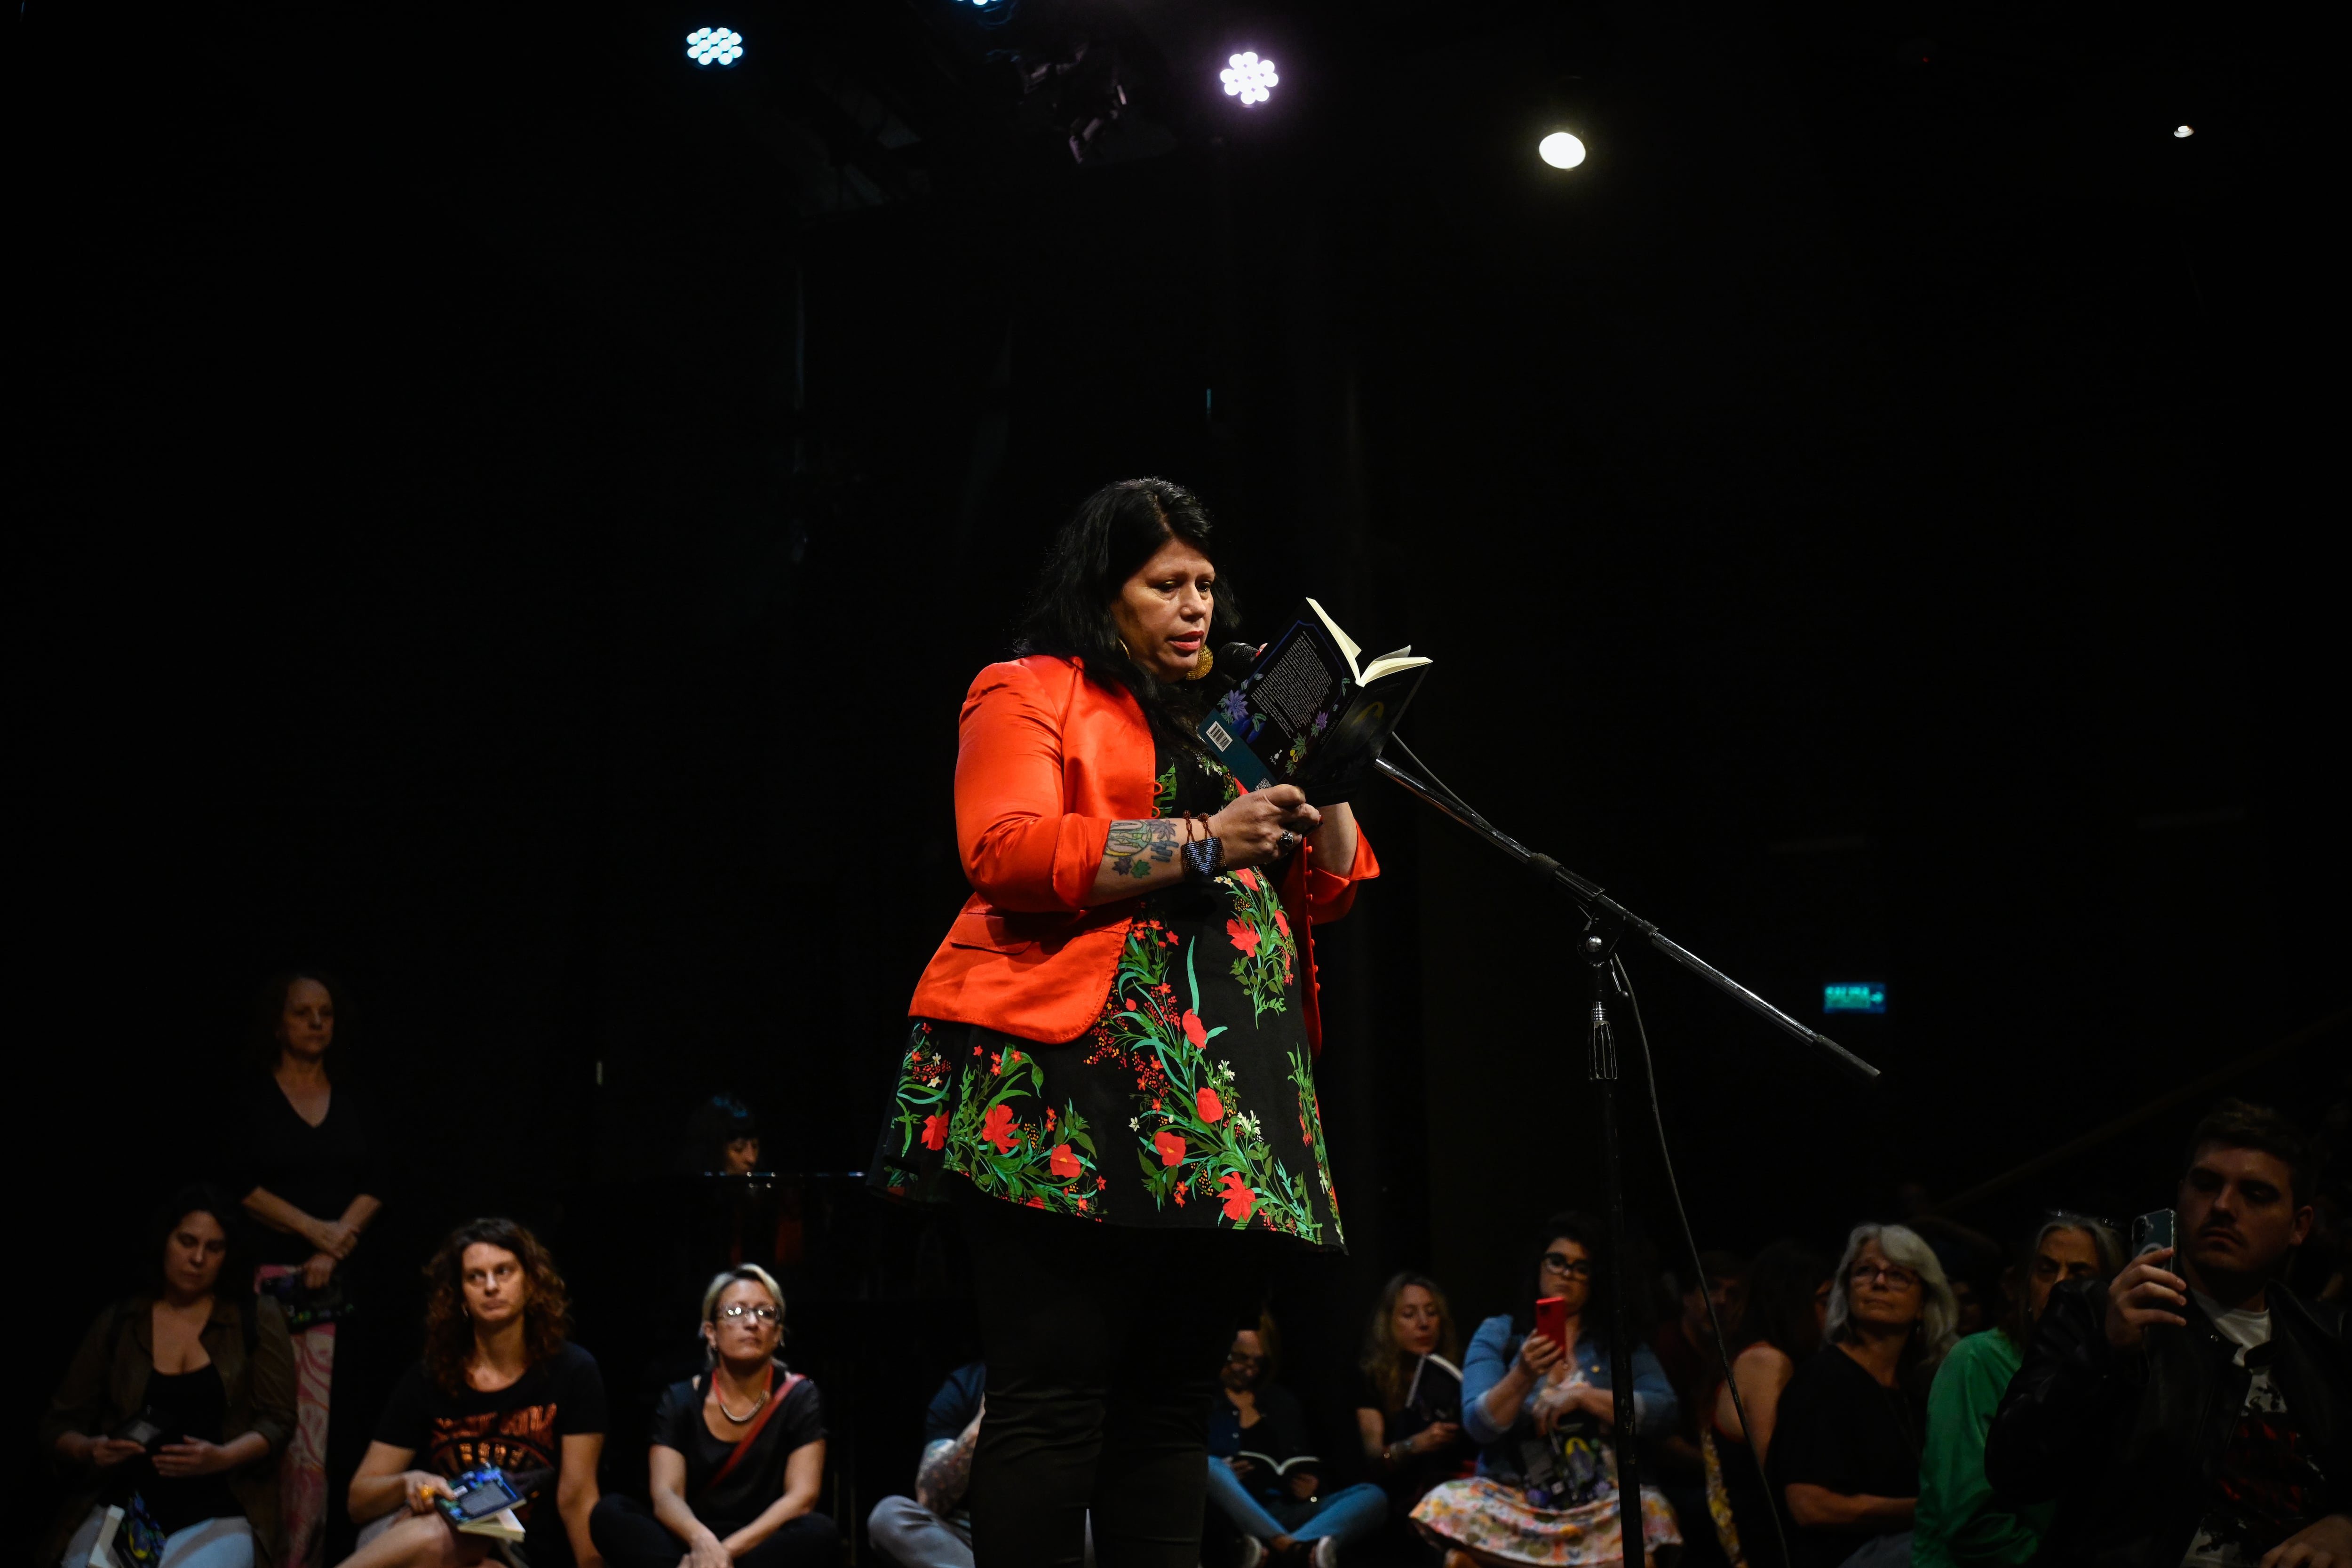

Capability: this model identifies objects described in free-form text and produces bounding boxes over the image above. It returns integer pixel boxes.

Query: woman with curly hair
[340,1219,607,1568]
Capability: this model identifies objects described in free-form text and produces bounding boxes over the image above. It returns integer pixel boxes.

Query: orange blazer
[908,654,1379,1049]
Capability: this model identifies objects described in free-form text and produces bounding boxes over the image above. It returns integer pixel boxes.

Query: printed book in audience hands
[1404,1352,1463,1425]
[1235,1450,1322,1476]
[1199,598,1430,799]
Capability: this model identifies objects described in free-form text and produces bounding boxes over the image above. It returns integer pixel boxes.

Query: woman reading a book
[590,1265,837,1568]
[871,476,1380,1568]
[1412,1214,1682,1568]
[1358,1271,1472,1549]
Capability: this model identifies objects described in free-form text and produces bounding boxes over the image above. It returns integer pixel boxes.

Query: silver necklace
[713,1370,773,1425]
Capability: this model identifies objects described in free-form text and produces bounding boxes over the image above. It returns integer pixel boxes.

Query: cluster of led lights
[1221,52,1278,106]
[685,27,744,67]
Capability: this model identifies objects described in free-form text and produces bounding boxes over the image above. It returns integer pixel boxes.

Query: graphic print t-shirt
[2180,1295,2326,1568]
[374,1342,607,1561]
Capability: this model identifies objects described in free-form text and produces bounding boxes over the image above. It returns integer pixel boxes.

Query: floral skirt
[1411,1476,1681,1567]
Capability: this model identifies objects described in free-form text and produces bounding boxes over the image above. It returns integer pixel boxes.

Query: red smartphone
[1533,1295,1568,1353]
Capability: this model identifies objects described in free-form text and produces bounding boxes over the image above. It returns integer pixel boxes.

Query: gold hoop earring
[1183,646,1214,680]
[1117,638,1132,660]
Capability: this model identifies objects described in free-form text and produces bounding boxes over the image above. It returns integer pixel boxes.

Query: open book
[1199,599,1431,797]
[1235,1450,1322,1475]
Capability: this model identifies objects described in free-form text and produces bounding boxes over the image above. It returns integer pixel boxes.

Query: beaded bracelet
[1181,834,1225,883]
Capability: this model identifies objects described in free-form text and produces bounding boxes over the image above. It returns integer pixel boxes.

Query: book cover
[1199,599,1430,796]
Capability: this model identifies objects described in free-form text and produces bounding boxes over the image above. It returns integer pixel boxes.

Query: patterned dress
[874,742,1343,1249]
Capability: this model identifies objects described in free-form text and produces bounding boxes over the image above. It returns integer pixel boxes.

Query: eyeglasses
[1542,1252,1596,1280]
[717,1303,780,1323]
[1849,1263,1919,1290]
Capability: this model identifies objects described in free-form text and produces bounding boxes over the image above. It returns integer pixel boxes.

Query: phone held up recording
[2130,1208,2175,1261]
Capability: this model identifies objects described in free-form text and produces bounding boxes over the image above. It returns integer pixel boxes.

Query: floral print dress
[874,743,1343,1249]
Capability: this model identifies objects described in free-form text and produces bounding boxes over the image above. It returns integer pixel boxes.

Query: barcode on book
[1207,721,1232,748]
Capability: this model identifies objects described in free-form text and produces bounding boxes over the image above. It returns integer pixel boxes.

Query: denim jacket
[1460,1312,1678,1484]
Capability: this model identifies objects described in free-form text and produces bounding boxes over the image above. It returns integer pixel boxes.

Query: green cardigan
[39,1293,297,1567]
[1914,1328,2055,1568]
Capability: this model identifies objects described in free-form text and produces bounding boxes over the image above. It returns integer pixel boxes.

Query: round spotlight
[2173,124,2194,138]
[1539,131,1587,169]
[1221,52,1279,107]
[686,27,744,67]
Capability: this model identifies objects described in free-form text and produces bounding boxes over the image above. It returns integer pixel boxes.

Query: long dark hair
[1731,1239,1831,1361]
[1013,478,1242,744]
[420,1218,574,1397]
[149,1183,244,1297]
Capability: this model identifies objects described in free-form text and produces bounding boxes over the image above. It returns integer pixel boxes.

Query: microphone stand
[1369,754,1880,1568]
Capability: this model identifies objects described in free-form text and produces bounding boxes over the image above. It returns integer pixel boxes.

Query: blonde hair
[700,1264,786,1325]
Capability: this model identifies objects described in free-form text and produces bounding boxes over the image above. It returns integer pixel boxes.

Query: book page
[1303,598,1362,681]
[1360,645,1432,685]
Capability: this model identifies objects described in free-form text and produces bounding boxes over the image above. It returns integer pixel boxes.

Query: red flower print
[981,1104,1019,1154]
[1299,1112,1312,1146]
[1273,909,1290,938]
[1236,867,1259,891]
[1197,1085,1224,1122]
[1074,1197,1089,1212]
[1125,998,1136,1011]
[1153,1130,1186,1167]
[988,1051,1002,1074]
[1182,1011,1208,1049]
[1026,1197,1046,1209]
[1173,1184,1187,1207]
[1046,1108,1057,1130]
[1049,1143,1081,1178]
[921,1114,950,1151]
[1217,1171,1256,1221]
[1225,918,1261,958]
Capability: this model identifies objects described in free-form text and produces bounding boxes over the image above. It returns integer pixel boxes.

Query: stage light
[2174,124,2194,138]
[1221,52,1278,106]
[1539,131,1587,169]
[686,27,744,67]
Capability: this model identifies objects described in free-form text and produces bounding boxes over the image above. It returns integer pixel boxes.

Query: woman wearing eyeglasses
[1411,1212,1682,1567]
[1767,1224,1957,1568]
[591,1266,837,1568]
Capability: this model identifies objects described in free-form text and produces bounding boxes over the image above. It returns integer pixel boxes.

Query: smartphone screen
[2130,1208,2175,1258]
[1533,1295,1569,1352]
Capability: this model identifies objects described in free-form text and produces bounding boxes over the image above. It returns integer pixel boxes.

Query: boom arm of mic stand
[1370,756,1880,1083]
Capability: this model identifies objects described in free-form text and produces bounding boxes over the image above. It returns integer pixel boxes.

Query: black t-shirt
[1208,1384,1313,1509]
[651,1364,826,1530]
[229,1076,379,1266]
[924,1362,985,1445]
[1357,1357,1471,1505]
[374,1343,607,1561]
[134,1365,240,1535]
[1769,1345,1926,1568]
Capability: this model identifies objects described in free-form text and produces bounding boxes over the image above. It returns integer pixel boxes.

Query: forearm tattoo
[915,1434,975,1516]
[1104,818,1182,880]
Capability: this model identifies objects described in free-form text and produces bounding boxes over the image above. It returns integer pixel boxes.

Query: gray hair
[1826,1223,1958,1362]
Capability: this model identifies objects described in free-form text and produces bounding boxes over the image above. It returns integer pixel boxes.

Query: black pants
[588,1493,840,1568]
[958,1180,1273,1568]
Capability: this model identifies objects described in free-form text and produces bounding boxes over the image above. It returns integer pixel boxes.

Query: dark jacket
[40,1293,298,1567]
[1984,1275,2351,1568]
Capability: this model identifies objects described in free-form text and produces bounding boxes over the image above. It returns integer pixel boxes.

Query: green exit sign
[1825,982,1886,1015]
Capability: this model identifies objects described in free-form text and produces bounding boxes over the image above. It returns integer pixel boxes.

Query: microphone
[1215,642,1261,681]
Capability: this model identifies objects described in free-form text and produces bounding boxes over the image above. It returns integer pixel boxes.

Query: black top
[229,1075,378,1265]
[651,1363,826,1530]
[375,1342,607,1563]
[1208,1383,1314,1509]
[923,1361,985,1446]
[133,1364,240,1535]
[1358,1359,1471,1506]
[1770,1344,1927,1568]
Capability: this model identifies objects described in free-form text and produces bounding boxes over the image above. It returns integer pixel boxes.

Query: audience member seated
[230,970,382,1568]
[1207,1315,1387,1567]
[1988,1099,2352,1568]
[1413,1212,1681,1568]
[1702,1242,1830,1568]
[1767,1224,1954,1568]
[1357,1273,1472,1563]
[1914,1213,2121,1568]
[339,1219,606,1568]
[43,1185,298,1568]
[1650,1251,1745,1568]
[868,1360,986,1568]
[592,1265,836,1568]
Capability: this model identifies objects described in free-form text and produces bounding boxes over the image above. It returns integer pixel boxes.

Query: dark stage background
[10,0,2343,1557]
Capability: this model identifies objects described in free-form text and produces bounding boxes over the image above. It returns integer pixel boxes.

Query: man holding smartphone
[1985,1099,2350,1568]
